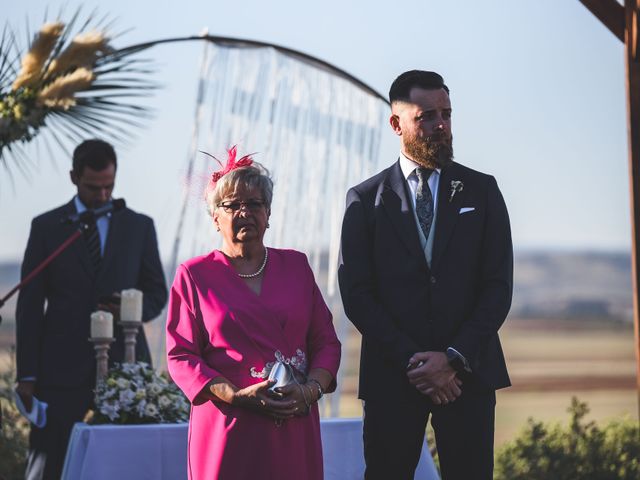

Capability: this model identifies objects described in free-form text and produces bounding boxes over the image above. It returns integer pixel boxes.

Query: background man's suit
[339,159,513,479]
[16,198,167,479]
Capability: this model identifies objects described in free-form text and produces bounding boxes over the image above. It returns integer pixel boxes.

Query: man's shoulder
[447,161,497,188]
[448,161,491,179]
[118,206,153,224]
[350,162,397,194]
[31,200,74,227]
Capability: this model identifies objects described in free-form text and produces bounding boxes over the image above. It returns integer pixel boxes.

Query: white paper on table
[13,389,48,427]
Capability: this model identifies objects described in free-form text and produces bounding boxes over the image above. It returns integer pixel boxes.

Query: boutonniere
[449,180,464,202]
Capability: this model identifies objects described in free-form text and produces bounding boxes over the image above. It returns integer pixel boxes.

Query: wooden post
[579,0,640,416]
[624,0,640,417]
[578,0,625,40]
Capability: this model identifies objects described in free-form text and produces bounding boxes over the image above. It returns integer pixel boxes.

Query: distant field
[494,318,637,444]
[2,316,637,447]
[333,317,638,446]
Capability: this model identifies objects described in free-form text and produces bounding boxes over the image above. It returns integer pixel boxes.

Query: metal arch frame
[118,34,390,106]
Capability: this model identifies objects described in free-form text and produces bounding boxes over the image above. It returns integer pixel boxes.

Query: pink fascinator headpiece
[204,145,254,185]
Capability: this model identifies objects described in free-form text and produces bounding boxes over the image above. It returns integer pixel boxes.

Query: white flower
[94,361,190,424]
[449,180,464,203]
[134,388,146,401]
[103,388,117,399]
[118,389,135,407]
[144,403,159,417]
[136,399,147,417]
[122,363,145,375]
[147,382,162,396]
[100,401,120,421]
[116,378,130,390]
[158,395,171,408]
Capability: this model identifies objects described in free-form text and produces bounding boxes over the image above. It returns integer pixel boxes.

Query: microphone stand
[0,199,125,324]
[0,229,84,325]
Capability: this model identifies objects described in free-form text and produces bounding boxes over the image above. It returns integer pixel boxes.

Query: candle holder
[90,337,115,385]
[119,320,142,363]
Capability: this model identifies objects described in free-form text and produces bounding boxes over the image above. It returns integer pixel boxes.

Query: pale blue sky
[0,0,630,261]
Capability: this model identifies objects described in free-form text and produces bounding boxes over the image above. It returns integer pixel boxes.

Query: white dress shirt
[74,196,111,255]
[399,153,441,266]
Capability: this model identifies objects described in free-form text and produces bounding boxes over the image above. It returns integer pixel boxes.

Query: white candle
[91,310,113,338]
[120,288,143,322]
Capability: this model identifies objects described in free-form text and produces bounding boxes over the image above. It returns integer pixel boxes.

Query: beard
[404,132,454,169]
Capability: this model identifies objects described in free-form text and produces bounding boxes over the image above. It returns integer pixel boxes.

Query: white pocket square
[459,207,475,214]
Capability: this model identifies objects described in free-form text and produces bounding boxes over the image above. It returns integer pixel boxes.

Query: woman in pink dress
[166,147,341,480]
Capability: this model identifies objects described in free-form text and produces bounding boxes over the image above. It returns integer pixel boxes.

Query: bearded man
[338,70,513,480]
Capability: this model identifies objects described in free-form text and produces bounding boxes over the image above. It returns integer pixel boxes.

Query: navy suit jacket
[16,199,168,390]
[339,160,512,400]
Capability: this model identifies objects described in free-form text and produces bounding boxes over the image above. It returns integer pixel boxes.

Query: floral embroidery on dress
[250,349,307,379]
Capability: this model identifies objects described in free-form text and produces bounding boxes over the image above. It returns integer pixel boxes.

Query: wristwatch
[446,347,472,374]
[307,379,324,400]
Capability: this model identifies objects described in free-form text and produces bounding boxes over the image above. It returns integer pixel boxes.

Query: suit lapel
[431,164,466,272]
[60,200,96,280]
[380,161,428,267]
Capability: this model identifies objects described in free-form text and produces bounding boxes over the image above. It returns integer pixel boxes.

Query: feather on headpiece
[204,145,254,184]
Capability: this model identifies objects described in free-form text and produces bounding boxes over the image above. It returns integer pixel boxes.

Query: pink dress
[166,248,341,480]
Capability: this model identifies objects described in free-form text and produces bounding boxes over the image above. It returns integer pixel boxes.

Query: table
[62,418,439,479]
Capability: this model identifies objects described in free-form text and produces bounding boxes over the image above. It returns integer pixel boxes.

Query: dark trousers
[363,389,496,480]
[26,387,94,480]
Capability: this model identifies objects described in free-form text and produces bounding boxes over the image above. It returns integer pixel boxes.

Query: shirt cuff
[446,347,472,373]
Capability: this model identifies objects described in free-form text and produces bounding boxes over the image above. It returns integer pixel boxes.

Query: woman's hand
[272,383,314,416]
[232,379,299,420]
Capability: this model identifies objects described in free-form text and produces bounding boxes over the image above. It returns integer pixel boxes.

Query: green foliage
[495,397,639,480]
[0,348,28,480]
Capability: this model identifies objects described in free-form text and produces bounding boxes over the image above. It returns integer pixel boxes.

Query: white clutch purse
[267,361,297,394]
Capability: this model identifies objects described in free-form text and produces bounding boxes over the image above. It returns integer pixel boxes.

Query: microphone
[62,198,126,225]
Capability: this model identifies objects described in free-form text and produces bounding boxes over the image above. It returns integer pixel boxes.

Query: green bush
[0,348,28,480]
[495,397,639,480]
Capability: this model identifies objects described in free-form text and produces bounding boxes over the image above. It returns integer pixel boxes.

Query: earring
[266,222,270,228]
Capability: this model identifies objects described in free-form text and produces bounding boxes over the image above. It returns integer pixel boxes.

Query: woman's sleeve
[166,265,222,403]
[304,260,342,393]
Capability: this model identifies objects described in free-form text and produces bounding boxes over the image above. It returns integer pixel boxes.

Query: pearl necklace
[237,248,268,278]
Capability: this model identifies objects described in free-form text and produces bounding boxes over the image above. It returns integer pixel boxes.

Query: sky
[0,0,631,262]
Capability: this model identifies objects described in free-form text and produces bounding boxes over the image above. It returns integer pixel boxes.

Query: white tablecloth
[62,418,439,479]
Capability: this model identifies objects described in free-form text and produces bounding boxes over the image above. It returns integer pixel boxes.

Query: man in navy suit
[15,139,168,479]
[339,71,513,479]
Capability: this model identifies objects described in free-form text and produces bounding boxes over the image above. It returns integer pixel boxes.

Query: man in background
[15,139,167,479]
[339,70,513,479]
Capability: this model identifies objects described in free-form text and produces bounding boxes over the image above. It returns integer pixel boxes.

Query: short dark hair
[72,139,117,174]
[389,70,449,104]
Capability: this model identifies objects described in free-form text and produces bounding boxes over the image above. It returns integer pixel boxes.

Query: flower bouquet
[92,362,189,425]
[0,10,155,171]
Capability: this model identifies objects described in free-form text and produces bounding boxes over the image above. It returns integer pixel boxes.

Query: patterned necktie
[83,222,102,273]
[415,167,434,240]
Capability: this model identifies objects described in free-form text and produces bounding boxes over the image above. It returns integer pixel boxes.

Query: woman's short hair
[205,161,273,217]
